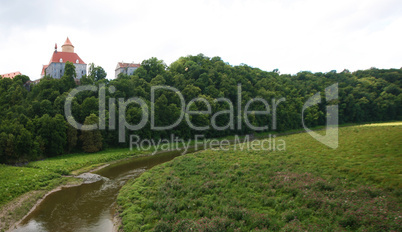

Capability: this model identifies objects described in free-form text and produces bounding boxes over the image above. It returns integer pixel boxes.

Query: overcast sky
[0,0,401,80]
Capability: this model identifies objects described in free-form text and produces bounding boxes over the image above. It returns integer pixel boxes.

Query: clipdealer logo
[64,83,338,150]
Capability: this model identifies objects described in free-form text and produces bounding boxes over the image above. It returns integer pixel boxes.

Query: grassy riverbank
[0,147,156,231]
[0,148,150,207]
[0,122,347,209]
[0,130,268,231]
[117,122,402,231]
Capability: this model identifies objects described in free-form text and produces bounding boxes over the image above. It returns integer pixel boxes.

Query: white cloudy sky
[0,0,401,80]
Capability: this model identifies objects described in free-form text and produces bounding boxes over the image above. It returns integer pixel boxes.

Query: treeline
[0,56,401,163]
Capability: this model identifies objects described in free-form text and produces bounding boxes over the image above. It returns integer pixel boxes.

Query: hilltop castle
[41,37,87,79]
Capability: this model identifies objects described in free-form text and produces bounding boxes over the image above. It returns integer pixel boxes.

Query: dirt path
[0,190,42,231]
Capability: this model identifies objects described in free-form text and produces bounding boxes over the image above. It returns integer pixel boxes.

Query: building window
[60,58,63,62]
[76,59,79,64]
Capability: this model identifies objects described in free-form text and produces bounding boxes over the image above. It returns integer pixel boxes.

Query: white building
[115,62,141,78]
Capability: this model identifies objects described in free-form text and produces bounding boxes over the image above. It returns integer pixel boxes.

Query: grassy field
[25,147,152,175]
[117,123,402,231]
[0,165,61,206]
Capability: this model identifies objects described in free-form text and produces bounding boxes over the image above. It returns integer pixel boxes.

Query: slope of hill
[117,123,402,231]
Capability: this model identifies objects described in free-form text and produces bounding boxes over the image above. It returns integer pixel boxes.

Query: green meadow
[0,165,61,206]
[25,148,152,175]
[117,123,402,231]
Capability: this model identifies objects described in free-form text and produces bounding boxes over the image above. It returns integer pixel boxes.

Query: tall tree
[88,63,107,82]
[137,57,166,81]
[80,114,103,153]
[34,114,67,157]
[61,61,77,91]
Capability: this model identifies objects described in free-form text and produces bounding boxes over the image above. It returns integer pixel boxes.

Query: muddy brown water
[14,148,196,232]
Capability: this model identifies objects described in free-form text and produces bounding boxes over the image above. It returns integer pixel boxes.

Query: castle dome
[61,37,75,53]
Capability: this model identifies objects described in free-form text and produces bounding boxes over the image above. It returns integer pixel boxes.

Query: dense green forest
[0,55,401,163]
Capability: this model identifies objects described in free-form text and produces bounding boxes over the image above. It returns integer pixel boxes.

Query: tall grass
[117,123,402,231]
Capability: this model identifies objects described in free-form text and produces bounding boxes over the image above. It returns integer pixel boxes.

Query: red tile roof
[49,51,86,65]
[41,65,49,76]
[63,37,74,47]
[117,62,141,68]
[1,71,21,79]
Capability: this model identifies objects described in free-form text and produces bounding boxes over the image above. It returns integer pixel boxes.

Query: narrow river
[14,148,195,232]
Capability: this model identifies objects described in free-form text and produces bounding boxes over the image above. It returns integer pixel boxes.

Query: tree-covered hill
[0,55,401,163]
